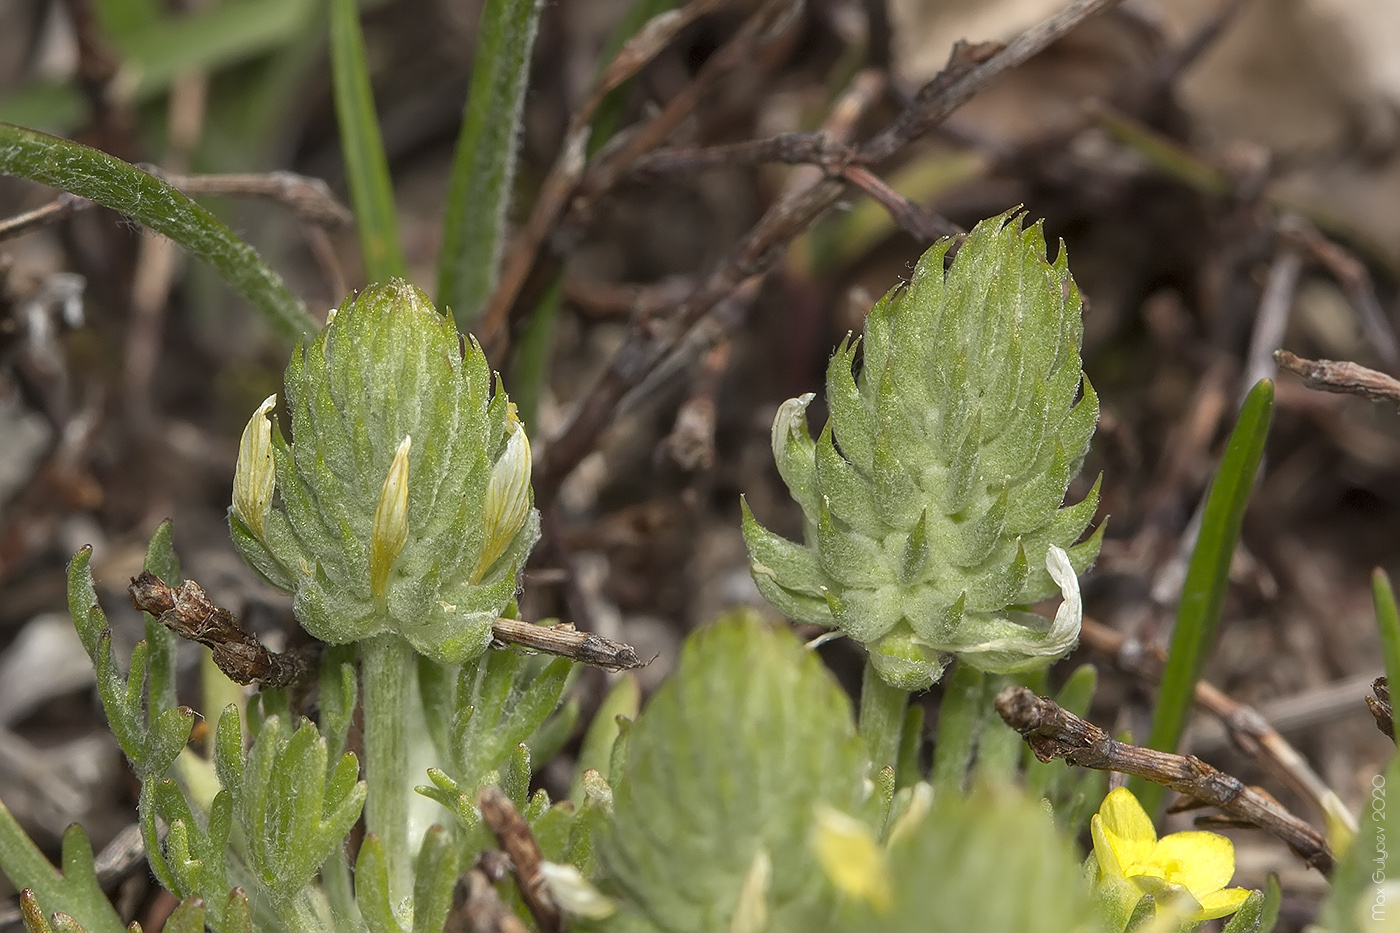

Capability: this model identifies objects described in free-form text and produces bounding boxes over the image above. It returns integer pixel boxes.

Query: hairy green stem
[859,657,909,776]
[361,633,414,909]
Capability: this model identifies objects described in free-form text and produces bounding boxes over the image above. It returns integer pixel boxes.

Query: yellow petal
[1146,831,1236,897]
[1193,887,1251,921]
[812,806,891,914]
[1090,814,1126,879]
[1095,788,1158,871]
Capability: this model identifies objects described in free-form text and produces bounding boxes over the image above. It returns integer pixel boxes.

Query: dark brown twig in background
[1274,349,1400,406]
[628,133,856,175]
[0,194,93,243]
[128,571,313,687]
[490,617,643,671]
[478,786,561,933]
[535,0,1127,502]
[477,0,744,350]
[995,686,1334,875]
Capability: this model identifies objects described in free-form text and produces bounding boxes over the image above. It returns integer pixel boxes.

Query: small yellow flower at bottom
[1091,787,1251,924]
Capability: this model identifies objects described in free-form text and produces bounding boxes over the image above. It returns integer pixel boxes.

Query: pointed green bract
[229,279,540,663]
[744,213,1102,689]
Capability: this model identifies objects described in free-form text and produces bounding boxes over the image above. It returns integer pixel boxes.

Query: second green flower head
[230,279,538,663]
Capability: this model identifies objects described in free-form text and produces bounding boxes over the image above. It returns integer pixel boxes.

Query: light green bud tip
[228,279,540,663]
[743,212,1104,690]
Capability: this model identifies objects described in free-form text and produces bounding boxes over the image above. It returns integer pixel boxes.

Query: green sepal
[825,337,873,472]
[162,899,205,933]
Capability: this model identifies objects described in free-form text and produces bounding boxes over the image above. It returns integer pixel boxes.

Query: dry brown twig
[490,617,643,670]
[129,570,641,678]
[443,850,530,933]
[1274,349,1400,406]
[994,686,1335,875]
[478,786,561,933]
[534,0,1129,503]
[128,571,314,687]
[1079,616,1355,833]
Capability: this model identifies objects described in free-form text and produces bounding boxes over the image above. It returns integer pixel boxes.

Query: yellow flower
[1091,787,1251,925]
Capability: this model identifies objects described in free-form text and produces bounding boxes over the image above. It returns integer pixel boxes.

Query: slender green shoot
[1133,379,1273,814]
[437,0,544,327]
[329,0,407,283]
[0,123,314,342]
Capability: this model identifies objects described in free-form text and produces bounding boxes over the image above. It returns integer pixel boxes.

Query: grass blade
[1132,378,1274,814]
[1372,569,1400,742]
[329,0,406,283]
[0,123,314,342]
[437,0,543,327]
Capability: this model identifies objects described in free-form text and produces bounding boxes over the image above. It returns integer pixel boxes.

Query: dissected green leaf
[597,611,867,933]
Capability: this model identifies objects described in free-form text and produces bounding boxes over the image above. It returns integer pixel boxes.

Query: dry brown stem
[995,686,1334,875]
[128,571,313,687]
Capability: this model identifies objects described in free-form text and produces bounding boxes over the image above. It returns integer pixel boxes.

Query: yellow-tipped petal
[370,435,412,598]
[729,847,771,933]
[812,806,891,914]
[232,394,277,539]
[474,412,532,582]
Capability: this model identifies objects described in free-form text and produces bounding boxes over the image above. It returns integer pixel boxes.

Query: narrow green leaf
[0,124,314,342]
[112,0,318,100]
[328,0,406,282]
[411,827,458,933]
[437,0,544,325]
[1134,379,1273,814]
[92,0,160,43]
[354,836,405,933]
[894,703,924,791]
[1374,569,1400,743]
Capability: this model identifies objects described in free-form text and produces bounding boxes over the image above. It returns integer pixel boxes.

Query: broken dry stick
[1274,349,1400,406]
[490,617,643,671]
[994,686,1334,875]
[129,571,312,687]
[478,786,561,933]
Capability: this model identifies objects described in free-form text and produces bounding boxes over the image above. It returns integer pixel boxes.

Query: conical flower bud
[744,213,1103,689]
[228,279,540,662]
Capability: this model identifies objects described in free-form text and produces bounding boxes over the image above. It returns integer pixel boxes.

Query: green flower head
[743,212,1103,689]
[230,279,539,663]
